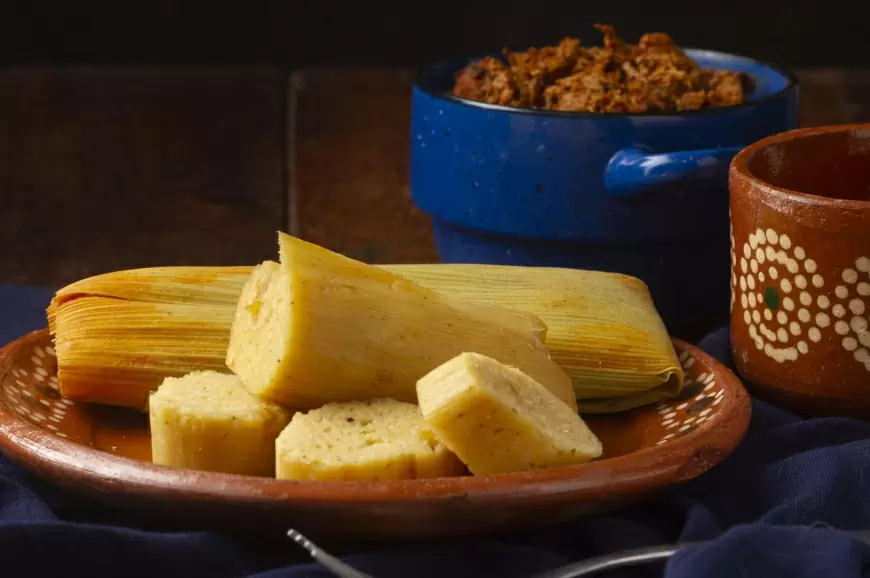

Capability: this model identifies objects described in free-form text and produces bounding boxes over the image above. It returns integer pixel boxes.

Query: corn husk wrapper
[47,267,250,409]
[48,261,682,413]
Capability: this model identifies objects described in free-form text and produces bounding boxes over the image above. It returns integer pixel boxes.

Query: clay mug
[730,123,870,418]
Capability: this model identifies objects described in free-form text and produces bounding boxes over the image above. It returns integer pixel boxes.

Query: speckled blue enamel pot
[410,50,798,341]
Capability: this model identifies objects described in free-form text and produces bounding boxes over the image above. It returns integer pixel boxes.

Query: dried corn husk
[48,259,682,413]
[47,267,249,409]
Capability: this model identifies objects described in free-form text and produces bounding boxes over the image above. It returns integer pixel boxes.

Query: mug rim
[730,123,870,211]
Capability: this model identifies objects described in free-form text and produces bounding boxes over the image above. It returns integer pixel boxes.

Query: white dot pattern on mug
[737,228,825,363]
[832,257,870,371]
[730,219,737,314]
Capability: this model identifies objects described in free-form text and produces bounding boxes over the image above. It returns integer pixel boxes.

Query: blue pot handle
[604,145,745,198]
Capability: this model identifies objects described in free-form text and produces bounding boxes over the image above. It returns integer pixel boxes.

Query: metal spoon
[287,528,870,578]
[287,529,376,578]
[529,542,689,578]
[533,529,870,578]
[286,529,678,578]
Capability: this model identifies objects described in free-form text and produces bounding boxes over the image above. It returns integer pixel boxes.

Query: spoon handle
[530,543,690,578]
[534,529,870,578]
[285,527,870,578]
[287,529,377,578]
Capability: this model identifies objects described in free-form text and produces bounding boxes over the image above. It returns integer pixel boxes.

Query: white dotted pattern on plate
[653,350,724,446]
[2,344,73,438]
[7,340,722,450]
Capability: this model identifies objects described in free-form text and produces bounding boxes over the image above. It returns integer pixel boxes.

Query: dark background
[0,0,863,69]
[0,0,864,287]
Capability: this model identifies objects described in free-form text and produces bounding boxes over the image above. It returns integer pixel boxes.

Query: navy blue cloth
[2,286,870,577]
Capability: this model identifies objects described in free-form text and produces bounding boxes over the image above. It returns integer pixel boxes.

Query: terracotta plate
[0,329,750,541]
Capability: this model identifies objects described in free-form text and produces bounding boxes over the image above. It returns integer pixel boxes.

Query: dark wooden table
[2,67,868,287]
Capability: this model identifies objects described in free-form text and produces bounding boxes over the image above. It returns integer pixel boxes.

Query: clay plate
[0,329,750,542]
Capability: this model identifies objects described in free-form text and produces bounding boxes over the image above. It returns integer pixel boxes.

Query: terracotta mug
[730,124,870,418]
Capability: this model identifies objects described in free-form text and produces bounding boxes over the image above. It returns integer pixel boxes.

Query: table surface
[1,67,868,287]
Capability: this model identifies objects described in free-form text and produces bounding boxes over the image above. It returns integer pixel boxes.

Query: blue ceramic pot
[410,50,798,341]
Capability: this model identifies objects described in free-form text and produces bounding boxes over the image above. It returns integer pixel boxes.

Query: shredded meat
[452,25,752,113]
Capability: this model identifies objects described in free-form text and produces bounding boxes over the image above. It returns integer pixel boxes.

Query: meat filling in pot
[452,24,752,113]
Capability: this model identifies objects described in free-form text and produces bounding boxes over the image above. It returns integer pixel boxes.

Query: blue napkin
[2,287,870,578]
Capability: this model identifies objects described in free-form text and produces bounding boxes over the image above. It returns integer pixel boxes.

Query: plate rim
[0,329,751,506]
